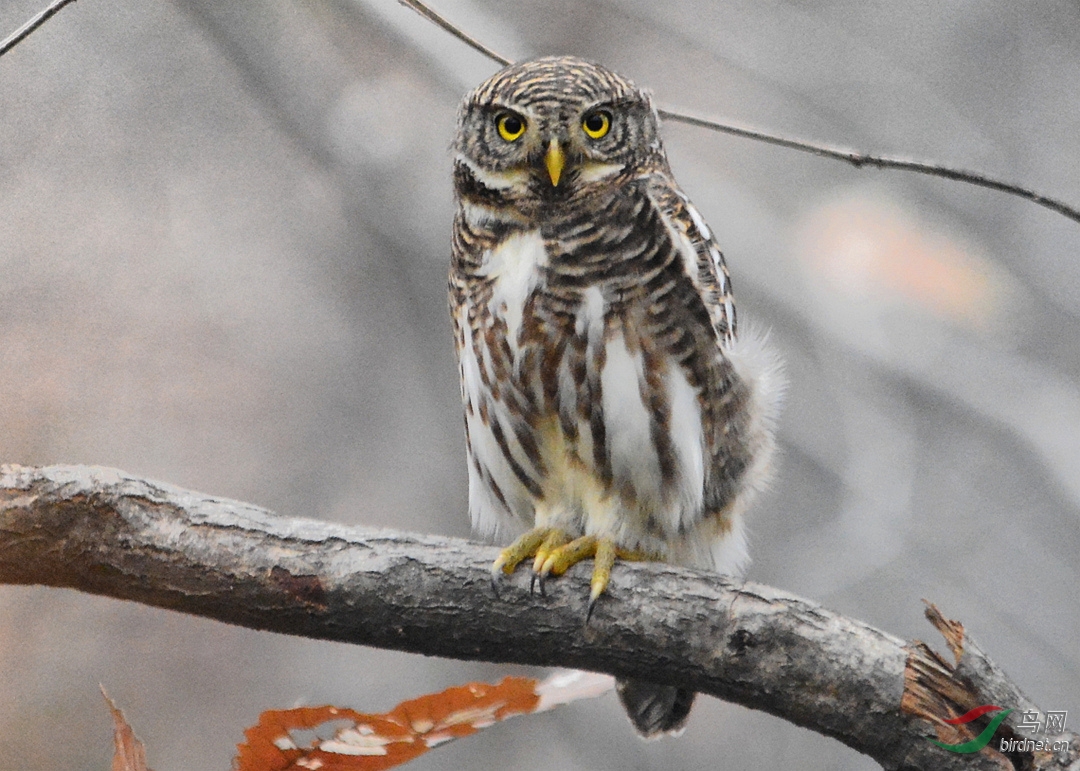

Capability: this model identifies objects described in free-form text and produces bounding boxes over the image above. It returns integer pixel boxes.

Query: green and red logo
[933,705,1012,753]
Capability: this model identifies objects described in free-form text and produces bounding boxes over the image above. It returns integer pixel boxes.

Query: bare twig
[397,0,1080,227]
[8,0,1075,222]
[397,0,511,67]
[657,108,1080,225]
[0,0,78,59]
[2,463,1077,771]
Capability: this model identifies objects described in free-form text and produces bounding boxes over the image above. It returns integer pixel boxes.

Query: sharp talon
[538,553,555,577]
[586,539,616,613]
[531,552,547,575]
[490,526,559,587]
[490,558,508,595]
[585,595,598,626]
[488,530,639,610]
[585,569,606,626]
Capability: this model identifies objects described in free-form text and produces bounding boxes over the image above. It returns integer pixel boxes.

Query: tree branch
[0,0,79,59]
[654,107,1080,226]
[397,0,512,68]
[1,464,1075,770]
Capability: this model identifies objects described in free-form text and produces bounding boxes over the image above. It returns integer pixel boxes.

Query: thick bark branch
[1,464,1075,770]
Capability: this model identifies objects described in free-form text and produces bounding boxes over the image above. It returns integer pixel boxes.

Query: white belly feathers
[459,230,718,563]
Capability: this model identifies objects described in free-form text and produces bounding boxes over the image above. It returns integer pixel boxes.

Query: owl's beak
[544,140,566,187]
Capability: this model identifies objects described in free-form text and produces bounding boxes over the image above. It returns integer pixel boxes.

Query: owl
[450,56,782,737]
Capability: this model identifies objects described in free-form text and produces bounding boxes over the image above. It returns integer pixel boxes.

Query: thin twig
[0,0,79,59]
[658,107,1080,225]
[398,0,1080,227]
[397,0,511,67]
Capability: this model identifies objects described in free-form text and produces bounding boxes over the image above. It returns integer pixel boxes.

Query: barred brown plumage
[450,55,783,737]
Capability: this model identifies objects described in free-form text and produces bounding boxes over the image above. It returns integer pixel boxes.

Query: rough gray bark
[0,464,1075,770]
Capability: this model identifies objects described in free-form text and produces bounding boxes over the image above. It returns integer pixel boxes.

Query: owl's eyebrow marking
[591,98,640,113]
[398,0,1080,227]
[485,105,527,120]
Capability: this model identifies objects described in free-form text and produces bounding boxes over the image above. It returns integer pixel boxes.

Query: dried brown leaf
[101,686,151,771]
[235,671,613,771]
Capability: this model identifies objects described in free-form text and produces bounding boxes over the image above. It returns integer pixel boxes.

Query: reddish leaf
[235,672,613,771]
[101,686,151,771]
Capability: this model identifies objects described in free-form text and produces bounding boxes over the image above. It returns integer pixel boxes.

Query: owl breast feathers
[450,55,782,576]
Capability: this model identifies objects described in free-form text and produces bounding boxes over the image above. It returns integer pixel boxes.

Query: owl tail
[616,678,696,737]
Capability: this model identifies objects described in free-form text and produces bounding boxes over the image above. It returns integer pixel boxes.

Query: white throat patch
[482,230,548,352]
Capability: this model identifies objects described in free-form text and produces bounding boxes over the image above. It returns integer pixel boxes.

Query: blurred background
[1,0,1077,768]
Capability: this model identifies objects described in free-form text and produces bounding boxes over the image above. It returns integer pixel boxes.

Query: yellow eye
[496,113,526,142]
[582,111,611,139]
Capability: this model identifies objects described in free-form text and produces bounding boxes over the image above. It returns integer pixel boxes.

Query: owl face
[453,56,664,202]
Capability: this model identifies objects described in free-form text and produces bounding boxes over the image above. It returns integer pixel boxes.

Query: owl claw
[492,529,638,619]
[529,571,546,596]
[491,526,566,597]
[492,527,553,579]
[585,594,599,626]
[587,539,616,624]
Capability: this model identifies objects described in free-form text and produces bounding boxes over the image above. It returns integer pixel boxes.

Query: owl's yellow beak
[544,140,565,187]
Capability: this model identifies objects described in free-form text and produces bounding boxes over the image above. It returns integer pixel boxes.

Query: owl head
[453,56,665,205]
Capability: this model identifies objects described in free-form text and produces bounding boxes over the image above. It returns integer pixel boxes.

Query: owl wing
[645,173,782,570]
[450,211,547,541]
[645,177,737,348]
[639,173,763,543]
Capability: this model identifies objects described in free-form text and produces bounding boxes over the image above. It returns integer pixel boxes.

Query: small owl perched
[450,56,782,737]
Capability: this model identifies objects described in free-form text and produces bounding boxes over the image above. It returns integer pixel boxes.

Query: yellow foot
[492,528,651,620]
[491,526,568,579]
[538,536,651,620]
